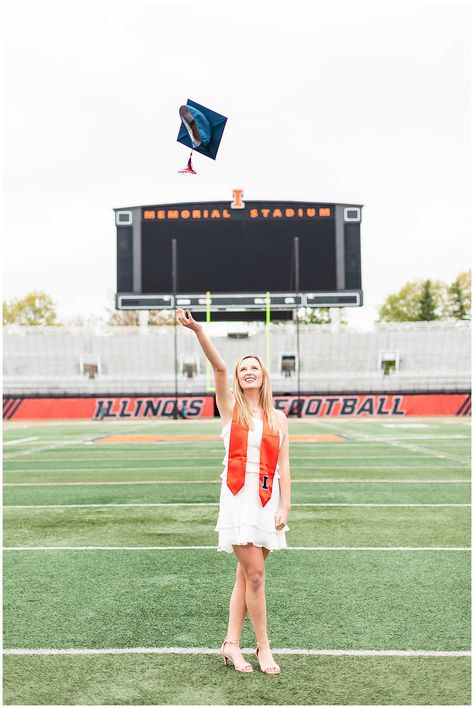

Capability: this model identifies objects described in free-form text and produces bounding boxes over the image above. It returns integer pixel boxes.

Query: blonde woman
[176,308,291,675]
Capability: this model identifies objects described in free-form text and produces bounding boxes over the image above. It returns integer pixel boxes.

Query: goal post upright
[172,238,178,420]
[205,291,214,393]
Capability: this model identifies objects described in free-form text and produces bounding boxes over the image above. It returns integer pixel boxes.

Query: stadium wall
[3,392,471,420]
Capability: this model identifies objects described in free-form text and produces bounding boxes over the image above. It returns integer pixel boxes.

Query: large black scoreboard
[114,199,363,320]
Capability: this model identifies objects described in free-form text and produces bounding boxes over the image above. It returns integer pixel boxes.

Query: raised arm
[176,309,234,422]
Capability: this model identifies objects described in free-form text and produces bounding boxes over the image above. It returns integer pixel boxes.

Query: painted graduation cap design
[177,99,227,173]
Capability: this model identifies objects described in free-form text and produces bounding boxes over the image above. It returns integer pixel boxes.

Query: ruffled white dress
[215,415,290,553]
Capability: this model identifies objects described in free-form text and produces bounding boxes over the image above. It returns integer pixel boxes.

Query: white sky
[2,0,471,329]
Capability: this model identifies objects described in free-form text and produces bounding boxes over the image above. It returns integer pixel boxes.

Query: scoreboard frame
[114,199,363,312]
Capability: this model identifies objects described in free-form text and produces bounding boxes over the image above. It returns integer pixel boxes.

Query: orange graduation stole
[227,402,280,507]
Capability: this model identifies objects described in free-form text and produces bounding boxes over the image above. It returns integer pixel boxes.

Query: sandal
[255,640,281,674]
[219,638,253,673]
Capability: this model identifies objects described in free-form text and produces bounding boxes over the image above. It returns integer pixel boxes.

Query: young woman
[176,308,291,675]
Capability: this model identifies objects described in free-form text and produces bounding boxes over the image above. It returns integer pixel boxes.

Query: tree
[418,280,438,321]
[149,310,176,326]
[444,271,471,320]
[106,304,176,326]
[378,279,445,322]
[106,308,141,326]
[296,307,347,325]
[3,291,59,326]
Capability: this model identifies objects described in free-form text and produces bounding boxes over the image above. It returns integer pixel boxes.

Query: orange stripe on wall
[2,393,470,420]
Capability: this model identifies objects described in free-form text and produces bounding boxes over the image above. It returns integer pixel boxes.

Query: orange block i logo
[231,189,245,209]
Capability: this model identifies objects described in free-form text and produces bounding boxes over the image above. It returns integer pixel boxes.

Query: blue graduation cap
[177,99,227,161]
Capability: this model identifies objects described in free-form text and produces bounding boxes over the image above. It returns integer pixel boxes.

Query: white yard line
[4,478,471,487]
[4,545,470,551]
[350,432,469,464]
[3,440,89,459]
[3,437,39,446]
[3,646,470,657]
[4,502,470,510]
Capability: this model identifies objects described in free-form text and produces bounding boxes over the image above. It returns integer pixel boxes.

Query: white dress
[214,414,290,553]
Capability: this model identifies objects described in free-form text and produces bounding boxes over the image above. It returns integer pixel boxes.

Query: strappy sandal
[219,638,253,672]
[255,640,281,674]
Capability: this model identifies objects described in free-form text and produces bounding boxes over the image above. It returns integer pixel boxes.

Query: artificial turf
[3,416,471,705]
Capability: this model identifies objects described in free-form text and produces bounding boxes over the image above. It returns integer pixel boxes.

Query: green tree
[378,279,444,322]
[3,291,59,325]
[418,279,438,321]
[444,271,471,320]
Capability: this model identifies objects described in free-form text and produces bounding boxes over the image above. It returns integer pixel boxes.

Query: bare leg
[232,544,280,672]
[232,544,267,641]
[221,562,250,668]
[226,562,247,639]
[227,550,271,639]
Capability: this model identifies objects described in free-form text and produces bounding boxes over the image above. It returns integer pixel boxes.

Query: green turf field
[3,416,471,705]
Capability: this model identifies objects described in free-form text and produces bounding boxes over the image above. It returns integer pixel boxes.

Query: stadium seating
[3,321,470,395]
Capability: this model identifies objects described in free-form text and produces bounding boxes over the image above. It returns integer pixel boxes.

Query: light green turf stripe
[4,463,470,473]
[4,478,471,487]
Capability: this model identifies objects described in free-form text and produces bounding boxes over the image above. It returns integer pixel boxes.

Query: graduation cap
[177,99,227,173]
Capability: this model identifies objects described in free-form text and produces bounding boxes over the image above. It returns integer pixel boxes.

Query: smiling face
[237,356,263,393]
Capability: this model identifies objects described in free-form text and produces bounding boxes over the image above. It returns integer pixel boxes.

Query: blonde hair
[231,354,280,434]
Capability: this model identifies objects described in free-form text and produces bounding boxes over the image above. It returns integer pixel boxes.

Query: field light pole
[172,238,178,420]
[294,237,302,419]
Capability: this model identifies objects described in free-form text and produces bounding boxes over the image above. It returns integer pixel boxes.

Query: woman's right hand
[176,308,202,333]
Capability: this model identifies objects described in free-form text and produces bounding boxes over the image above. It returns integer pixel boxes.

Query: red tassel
[178,151,197,175]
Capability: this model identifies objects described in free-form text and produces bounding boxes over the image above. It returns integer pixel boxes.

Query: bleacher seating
[3,321,470,395]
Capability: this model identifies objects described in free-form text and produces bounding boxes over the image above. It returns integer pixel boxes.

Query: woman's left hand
[275,507,289,530]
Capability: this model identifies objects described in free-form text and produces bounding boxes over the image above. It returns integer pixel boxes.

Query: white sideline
[3,646,470,657]
[4,502,471,509]
[4,479,471,487]
[4,545,470,551]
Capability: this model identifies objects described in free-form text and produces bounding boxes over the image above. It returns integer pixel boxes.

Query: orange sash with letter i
[227,402,280,507]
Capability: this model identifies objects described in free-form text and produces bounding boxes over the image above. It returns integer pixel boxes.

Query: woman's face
[237,357,263,393]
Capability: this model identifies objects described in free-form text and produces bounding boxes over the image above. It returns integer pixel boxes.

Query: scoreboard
[114,199,363,319]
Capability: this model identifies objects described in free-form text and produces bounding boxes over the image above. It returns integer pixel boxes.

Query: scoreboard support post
[172,238,178,420]
[294,237,302,419]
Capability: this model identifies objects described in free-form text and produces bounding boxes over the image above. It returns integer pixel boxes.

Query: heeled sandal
[255,640,281,674]
[219,638,253,673]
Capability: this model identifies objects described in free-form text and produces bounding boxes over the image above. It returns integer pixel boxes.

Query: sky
[2,0,471,330]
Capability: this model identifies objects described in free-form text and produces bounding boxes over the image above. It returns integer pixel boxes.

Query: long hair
[231,353,280,434]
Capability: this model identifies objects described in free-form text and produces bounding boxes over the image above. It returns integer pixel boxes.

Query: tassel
[178,151,197,175]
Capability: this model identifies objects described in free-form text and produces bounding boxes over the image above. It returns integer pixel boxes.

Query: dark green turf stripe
[3,505,470,549]
[3,654,471,705]
[2,480,471,506]
[4,551,469,651]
